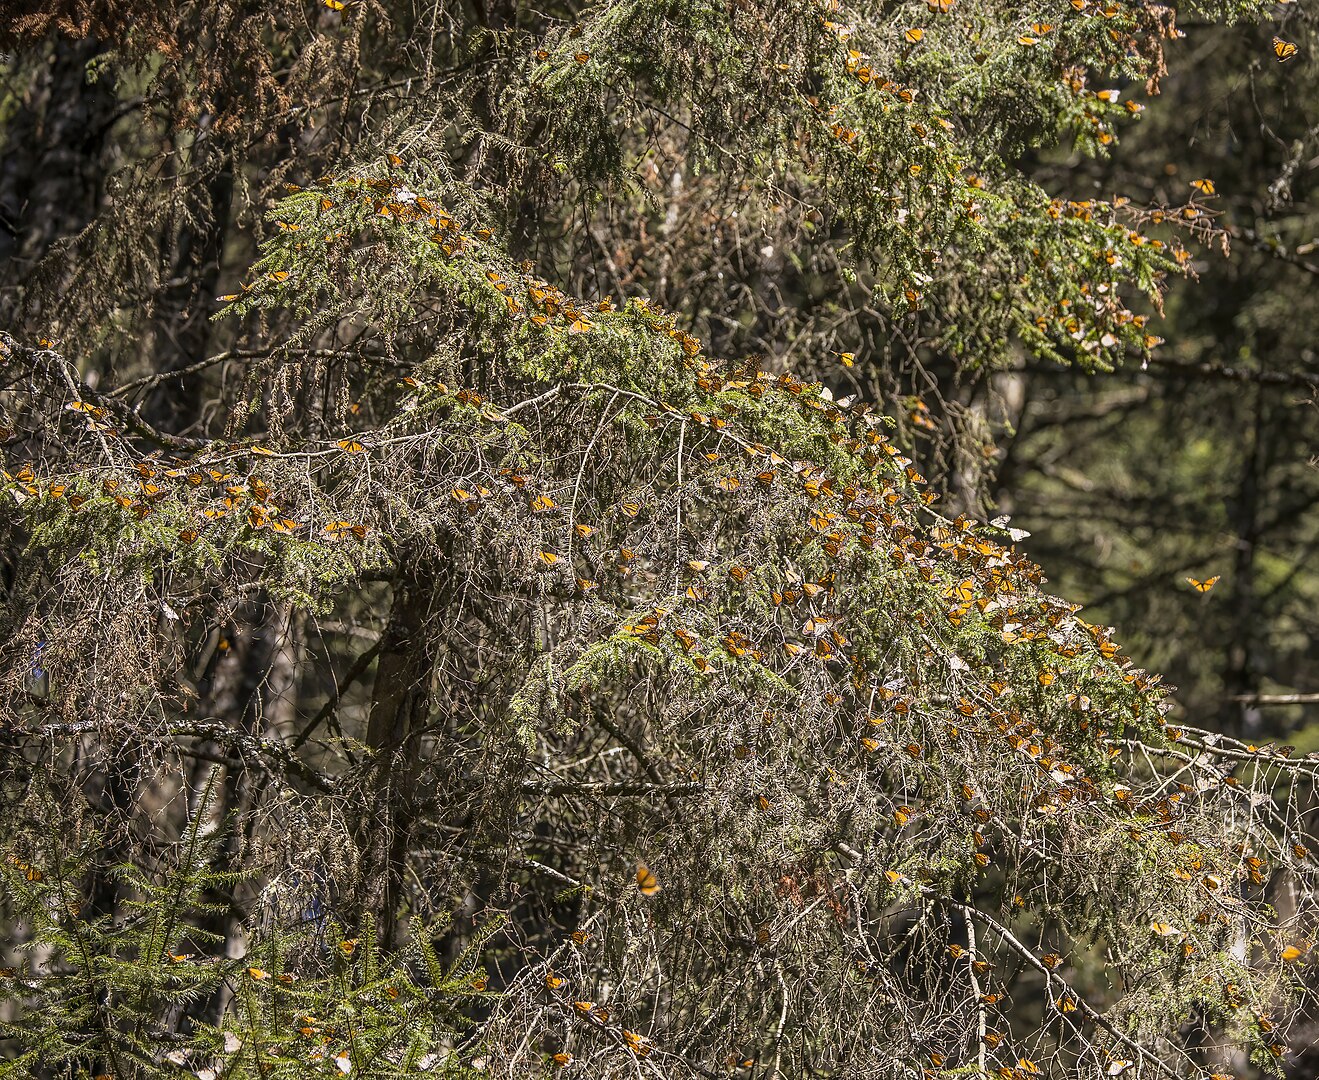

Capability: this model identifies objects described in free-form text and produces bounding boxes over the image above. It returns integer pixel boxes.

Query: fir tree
[1,1,1316,1078]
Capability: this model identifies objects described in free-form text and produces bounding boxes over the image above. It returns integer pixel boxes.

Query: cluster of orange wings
[542,963,653,1064]
[9,443,376,545]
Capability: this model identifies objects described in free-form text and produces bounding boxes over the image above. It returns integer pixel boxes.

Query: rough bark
[356,559,445,946]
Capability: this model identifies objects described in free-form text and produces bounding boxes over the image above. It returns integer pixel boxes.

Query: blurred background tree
[994,6,1319,743]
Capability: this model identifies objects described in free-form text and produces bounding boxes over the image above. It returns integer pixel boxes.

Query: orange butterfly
[1272,37,1297,63]
[1186,575,1220,593]
[636,863,660,895]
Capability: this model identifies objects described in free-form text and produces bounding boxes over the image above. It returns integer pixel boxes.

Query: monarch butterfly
[1186,575,1220,593]
[903,28,924,43]
[1272,37,1297,62]
[635,863,660,895]
[1190,178,1216,195]
[337,438,364,453]
[943,579,974,604]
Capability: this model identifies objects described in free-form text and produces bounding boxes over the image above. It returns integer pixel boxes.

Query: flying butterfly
[1186,575,1220,593]
[1272,36,1297,63]
[636,863,661,896]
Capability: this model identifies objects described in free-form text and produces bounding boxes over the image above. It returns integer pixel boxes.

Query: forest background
[0,0,1318,1078]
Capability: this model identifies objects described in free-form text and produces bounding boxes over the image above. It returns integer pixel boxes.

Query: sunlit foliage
[1,1,1316,1078]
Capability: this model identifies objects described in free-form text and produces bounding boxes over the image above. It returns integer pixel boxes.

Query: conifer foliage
[1,1,1316,1078]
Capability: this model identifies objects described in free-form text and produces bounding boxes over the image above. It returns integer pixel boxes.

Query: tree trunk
[1221,384,1265,737]
[356,560,444,947]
